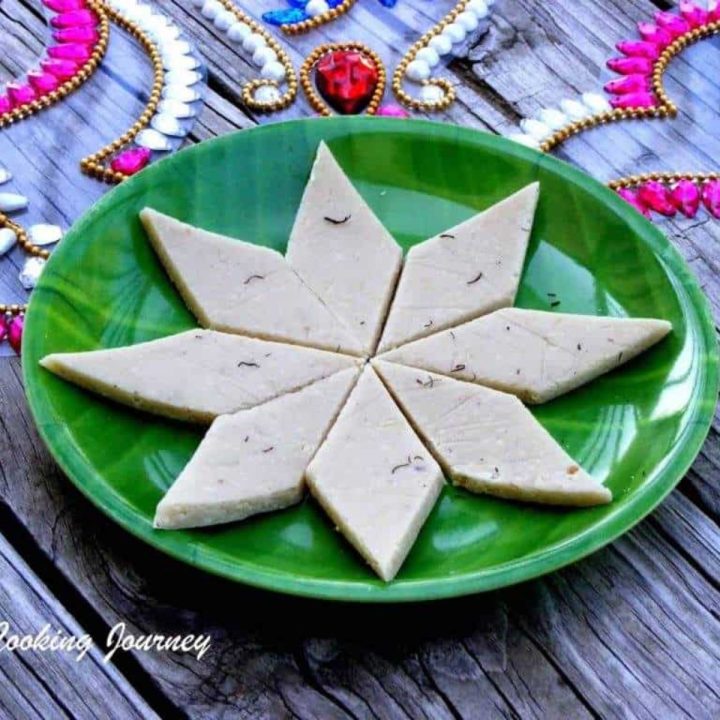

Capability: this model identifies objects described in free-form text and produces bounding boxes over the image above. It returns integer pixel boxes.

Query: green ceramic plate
[23,118,718,602]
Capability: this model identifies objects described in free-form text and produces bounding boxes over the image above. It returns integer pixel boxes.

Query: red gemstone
[41,58,81,80]
[110,147,152,175]
[637,181,676,216]
[679,2,709,28]
[53,26,99,43]
[27,70,60,95]
[6,83,36,107]
[616,40,661,60]
[315,50,379,115]
[48,43,92,61]
[617,188,650,218]
[50,10,97,28]
[604,74,650,95]
[655,12,691,37]
[701,180,720,218]
[43,0,86,10]
[606,56,653,75]
[610,91,656,109]
[670,179,701,218]
[637,22,672,48]
[8,315,23,355]
[0,315,7,343]
[0,96,11,114]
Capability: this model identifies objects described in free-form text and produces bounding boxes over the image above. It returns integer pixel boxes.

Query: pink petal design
[0,96,11,114]
[654,12,691,38]
[27,70,61,95]
[8,315,23,355]
[609,92,657,109]
[711,7,720,22]
[617,188,651,218]
[48,43,93,61]
[679,2,709,28]
[604,74,650,95]
[41,58,81,80]
[637,22,672,48]
[50,10,98,28]
[606,56,653,75]
[6,83,37,106]
[0,315,7,343]
[701,180,720,219]
[110,147,152,175]
[375,104,410,118]
[616,40,661,60]
[43,0,86,10]
[637,181,677,216]
[53,26,99,43]
[670,179,701,218]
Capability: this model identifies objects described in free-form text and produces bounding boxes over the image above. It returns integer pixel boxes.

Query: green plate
[23,118,718,602]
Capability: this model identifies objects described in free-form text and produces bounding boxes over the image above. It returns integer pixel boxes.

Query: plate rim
[23,117,720,602]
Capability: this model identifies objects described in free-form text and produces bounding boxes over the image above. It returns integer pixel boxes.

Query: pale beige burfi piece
[379,308,672,404]
[306,366,444,581]
[40,329,360,423]
[373,361,611,506]
[140,208,363,356]
[378,183,539,352]
[286,143,402,355]
[154,367,360,529]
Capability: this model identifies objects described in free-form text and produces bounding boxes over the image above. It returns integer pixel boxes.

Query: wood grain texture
[0,521,157,719]
[0,0,718,717]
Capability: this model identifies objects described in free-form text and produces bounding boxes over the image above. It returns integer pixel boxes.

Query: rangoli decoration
[0,0,205,352]
[506,1,720,221]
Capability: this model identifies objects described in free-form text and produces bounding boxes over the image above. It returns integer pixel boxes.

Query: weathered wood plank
[0,519,158,719]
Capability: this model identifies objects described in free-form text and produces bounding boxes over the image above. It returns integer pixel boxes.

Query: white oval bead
[163,54,200,71]
[165,69,201,86]
[28,224,62,246]
[559,98,590,119]
[227,22,251,43]
[151,112,188,137]
[507,133,540,148]
[0,227,17,256]
[200,0,221,20]
[0,193,29,212]
[306,0,329,17]
[582,92,611,113]
[428,34,453,56]
[162,84,201,103]
[406,59,431,82]
[260,61,286,82]
[19,257,46,290]
[520,118,552,140]
[467,0,488,18]
[443,22,467,43]
[242,33,266,53]
[415,47,440,68]
[253,47,277,68]
[456,11,479,31]
[537,107,567,130]
[161,40,192,57]
[0,167,11,185]
[254,85,281,104]
[420,85,444,103]
[213,10,235,31]
[135,128,172,151]
[157,98,196,118]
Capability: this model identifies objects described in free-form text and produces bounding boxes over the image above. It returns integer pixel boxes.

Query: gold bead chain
[281,0,357,36]
[392,0,468,113]
[79,2,165,183]
[300,42,386,116]
[217,0,298,112]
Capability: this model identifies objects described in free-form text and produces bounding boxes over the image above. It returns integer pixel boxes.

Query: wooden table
[1,0,719,716]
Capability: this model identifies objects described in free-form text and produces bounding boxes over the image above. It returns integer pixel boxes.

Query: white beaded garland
[428,34,453,56]
[560,98,591,119]
[415,47,440,68]
[537,108,568,130]
[443,22,467,43]
[520,118,552,140]
[200,0,221,20]
[261,61,286,82]
[213,9,235,31]
[508,133,540,148]
[467,0,488,18]
[253,46,277,68]
[242,33,267,53]
[306,0,329,17]
[456,11,479,32]
[227,22,251,43]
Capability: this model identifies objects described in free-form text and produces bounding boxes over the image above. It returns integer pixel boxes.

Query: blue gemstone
[262,7,309,24]
[377,0,398,7]
[287,0,308,7]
